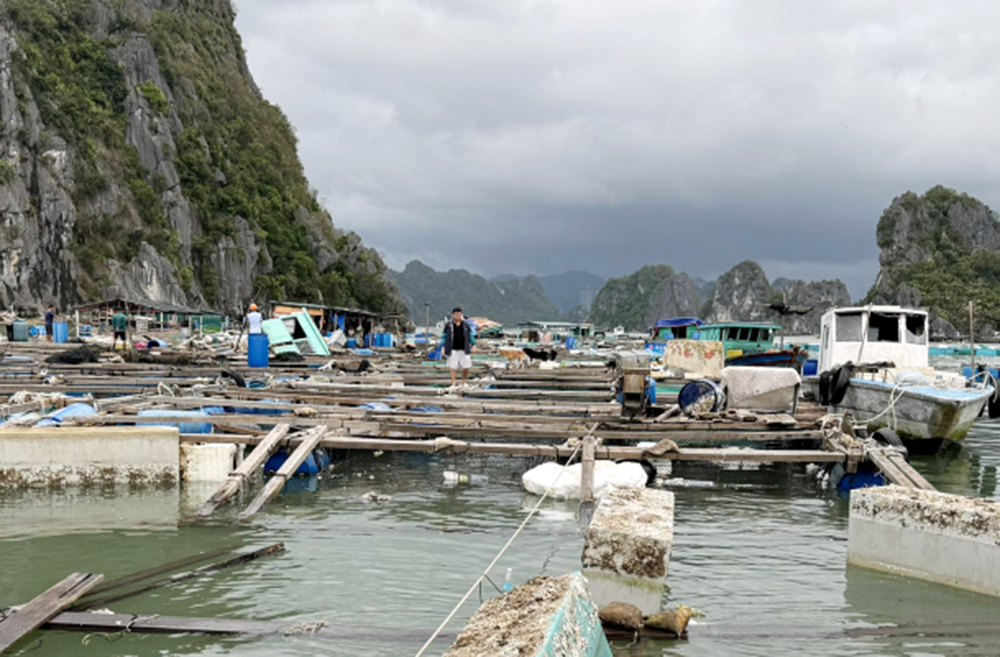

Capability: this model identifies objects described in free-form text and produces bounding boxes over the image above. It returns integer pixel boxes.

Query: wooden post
[581,434,596,504]
[969,300,976,373]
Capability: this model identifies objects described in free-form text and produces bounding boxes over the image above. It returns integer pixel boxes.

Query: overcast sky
[232,0,1000,299]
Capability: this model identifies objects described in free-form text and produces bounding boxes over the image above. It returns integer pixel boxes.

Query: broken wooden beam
[44,611,451,643]
[238,428,328,520]
[75,546,237,604]
[867,447,935,490]
[77,544,285,610]
[0,572,103,654]
[196,423,291,517]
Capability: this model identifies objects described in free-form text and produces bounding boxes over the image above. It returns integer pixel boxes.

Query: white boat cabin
[818,306,929,372]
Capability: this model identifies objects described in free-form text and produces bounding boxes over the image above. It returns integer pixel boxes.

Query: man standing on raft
[440,307,475,389]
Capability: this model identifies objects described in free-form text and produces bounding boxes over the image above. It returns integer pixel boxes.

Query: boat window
[726,327,739,340]
[836,313,863,341]
[739,328,751,341]
[905,315,927,345]
[868,313,900,342]
[676,327,688,339]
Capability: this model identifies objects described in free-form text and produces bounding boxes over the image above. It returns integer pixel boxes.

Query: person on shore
[246,303,263,334]
[2,306,15,342]
[440,307,475,389]
[111,310,128,350]
[44,306,54,342]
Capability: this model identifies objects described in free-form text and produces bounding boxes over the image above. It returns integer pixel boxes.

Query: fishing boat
[804,305,992,448]
[698,322,809,371]
[646,317,703,355]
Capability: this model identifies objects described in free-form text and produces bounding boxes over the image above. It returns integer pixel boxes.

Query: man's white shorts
[448,351,472,370]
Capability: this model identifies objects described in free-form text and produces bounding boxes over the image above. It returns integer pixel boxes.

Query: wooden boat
[725,346,809,370]
[699,322,807,371]
[803,305,991,446]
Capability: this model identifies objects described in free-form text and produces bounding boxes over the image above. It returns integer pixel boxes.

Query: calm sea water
[3,356,1000,656]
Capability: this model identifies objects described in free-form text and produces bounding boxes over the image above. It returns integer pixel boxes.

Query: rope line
[413,423,598,657]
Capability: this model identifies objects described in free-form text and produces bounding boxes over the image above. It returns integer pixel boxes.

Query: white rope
[413,424,597,657]
[864,383,907,432]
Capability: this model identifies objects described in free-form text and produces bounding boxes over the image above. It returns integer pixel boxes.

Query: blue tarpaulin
[653,317,704,329]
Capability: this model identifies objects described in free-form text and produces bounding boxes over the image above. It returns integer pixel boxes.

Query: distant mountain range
[391,259,852,334]
[390,261,565,326]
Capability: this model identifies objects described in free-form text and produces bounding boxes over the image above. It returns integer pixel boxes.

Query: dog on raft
[522,347,558,362]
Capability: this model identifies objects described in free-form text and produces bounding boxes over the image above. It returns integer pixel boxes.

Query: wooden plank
[78,547,236,600]
[891,454,936,491]
[45,611,451,643]
[868,449,935,490]
[0,572,103,654]
[867,449,918,488]
[196,424,291,517]
[256,434,847,463]
[237,428,328,520]
[78,544,285,609]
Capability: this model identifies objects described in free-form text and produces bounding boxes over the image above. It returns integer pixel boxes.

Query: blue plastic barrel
[565,336,575,349]
[137,409,212,434]
[248,333,269,368]
[804,359,819,376]
[346,337,357,348]
[678,379,727,415]
[36,402,96,427]
[12,321,28,342]
[53,322,68,343]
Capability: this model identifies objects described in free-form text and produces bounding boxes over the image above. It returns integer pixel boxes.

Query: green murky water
[3,358,1000,656]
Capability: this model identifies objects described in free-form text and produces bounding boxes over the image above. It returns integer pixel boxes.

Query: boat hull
[725,349,809,371]
[804,377,990,443]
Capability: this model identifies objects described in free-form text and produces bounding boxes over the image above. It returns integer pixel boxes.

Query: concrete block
[0,426,179,488]
[444,572,612,657]
[180,443,239,482]
[581,486,674,614]
[849,485,1000,597]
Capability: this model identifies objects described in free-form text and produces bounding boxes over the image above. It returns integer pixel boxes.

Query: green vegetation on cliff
[869,186,1000,329]
[589,264,700,332]
[2,0,402,314]
[4,0,175,294]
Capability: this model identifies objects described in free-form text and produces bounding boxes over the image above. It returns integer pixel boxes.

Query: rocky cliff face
[390,260,562,326]
[702,261,772,323]
[0,0,404,317]
[590,260,850,335]
[589,265,701,332]
[868,186,1000,331]
[703,261,851,334]
[775,279,852,334]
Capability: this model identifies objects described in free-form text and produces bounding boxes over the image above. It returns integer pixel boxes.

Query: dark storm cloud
[232,0,1000,298]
